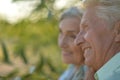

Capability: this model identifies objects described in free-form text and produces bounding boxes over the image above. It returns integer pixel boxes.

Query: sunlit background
[0,0,81,80]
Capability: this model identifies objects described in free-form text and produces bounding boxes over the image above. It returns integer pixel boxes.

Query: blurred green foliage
[1,40,11,63]
[0,18,66,80]
[0,0,81,80]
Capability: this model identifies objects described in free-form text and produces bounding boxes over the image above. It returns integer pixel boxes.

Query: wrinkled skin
[75,6,120,71]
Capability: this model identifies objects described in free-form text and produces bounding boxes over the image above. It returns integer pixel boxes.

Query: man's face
[75,7,115,70]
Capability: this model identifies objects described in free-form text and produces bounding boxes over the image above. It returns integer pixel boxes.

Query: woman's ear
[114,20,120,43]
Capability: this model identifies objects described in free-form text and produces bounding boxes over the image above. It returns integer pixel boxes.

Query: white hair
[60,7,83,21]
[82,0,120,28]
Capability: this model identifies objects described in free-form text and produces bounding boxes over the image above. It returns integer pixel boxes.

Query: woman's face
[58,17,84,65]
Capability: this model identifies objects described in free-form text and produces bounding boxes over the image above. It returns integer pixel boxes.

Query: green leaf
[35,54,44,72]
[1,41,10,63]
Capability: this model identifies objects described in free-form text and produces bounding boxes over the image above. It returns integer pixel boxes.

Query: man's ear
[114,20,120,43]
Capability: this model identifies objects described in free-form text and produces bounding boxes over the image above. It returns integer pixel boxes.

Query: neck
[84,67,95,80]
[104,42,120,64]
[74,63,84,70]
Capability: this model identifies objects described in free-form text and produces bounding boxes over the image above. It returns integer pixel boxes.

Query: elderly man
[75,0,120,80]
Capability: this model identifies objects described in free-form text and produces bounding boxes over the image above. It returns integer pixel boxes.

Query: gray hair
[60,7,83,21]
[82,0,120,28]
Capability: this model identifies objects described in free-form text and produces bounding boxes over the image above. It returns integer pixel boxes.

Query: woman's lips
[62,51,72,56]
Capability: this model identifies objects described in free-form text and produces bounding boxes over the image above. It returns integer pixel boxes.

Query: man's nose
[74,32,85,46]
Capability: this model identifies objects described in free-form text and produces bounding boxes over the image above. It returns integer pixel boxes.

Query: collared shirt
[94,52,120,80]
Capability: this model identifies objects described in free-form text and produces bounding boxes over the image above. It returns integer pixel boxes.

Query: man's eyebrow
[67,31,76,32]
[67,31,77,34]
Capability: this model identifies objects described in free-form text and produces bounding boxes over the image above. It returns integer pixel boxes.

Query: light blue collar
[95,52,120,80]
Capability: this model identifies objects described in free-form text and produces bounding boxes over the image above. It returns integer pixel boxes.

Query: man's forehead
[80,12,90,25]
[81,8,97,24]
[85,7,96,17]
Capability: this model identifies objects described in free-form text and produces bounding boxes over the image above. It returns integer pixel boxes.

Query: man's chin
[85,59,92,67]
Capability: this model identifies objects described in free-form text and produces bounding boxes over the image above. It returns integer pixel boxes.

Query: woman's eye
[59,29,62,33]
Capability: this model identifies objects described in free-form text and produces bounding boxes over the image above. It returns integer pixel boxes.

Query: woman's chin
[62,57,73,64]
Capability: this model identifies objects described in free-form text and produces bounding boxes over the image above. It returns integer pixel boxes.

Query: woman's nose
[59,37,68,48]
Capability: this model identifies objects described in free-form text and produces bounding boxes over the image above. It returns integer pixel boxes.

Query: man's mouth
[84,47,90,51]
[81,43,91,55]
[82,46,90,52]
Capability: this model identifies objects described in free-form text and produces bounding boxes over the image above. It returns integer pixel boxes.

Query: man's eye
[81,23,88,32]
[83,25,89,32]
[69,35,76,39]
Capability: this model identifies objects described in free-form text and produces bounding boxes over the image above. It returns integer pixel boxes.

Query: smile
[81,43,91,54]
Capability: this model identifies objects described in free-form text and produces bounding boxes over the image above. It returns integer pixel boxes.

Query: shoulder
[59,64,75,80]
[72,65,85,80]
[106,71,120,80]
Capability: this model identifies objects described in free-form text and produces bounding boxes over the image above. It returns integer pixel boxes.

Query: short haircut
[82,0,120,28]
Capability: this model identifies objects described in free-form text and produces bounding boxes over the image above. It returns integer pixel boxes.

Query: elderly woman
[58,7,85,80]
